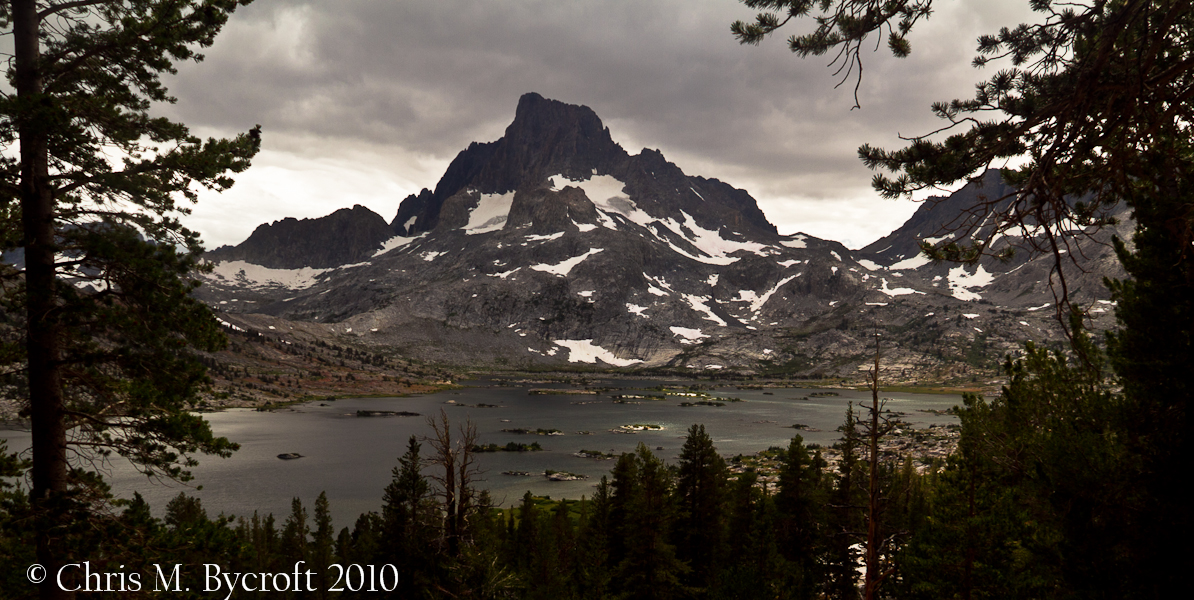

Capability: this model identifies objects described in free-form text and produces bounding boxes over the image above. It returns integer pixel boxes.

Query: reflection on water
[0,380,960,529]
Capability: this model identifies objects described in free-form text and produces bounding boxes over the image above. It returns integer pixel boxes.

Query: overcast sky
[162,0,1038,250]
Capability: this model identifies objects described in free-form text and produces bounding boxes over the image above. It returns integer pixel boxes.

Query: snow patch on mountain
[594,209,619,230]
[527,232,565,242]
[948,265,995,301]
[682,294,727,326]
[780,234,807,249]
[373,233,425,257]
[651,212,769,265]
[530,248,604,276]
[208,260,329,290]
[644,274,676,295]
[670,326,708,343]
[552,174,652,226]
[747,275,798,313]
[464,191,516,234]
[889,253,932,270]
[879,278,924,297]
[489,267,521,279]
[553,339,642,366]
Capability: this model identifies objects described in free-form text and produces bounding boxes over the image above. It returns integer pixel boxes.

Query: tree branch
[38,0,110,20]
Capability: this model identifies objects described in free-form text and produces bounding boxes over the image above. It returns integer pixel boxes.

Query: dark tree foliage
[675,423,729,596]
[734,0,1194,331]
[716,471,781,600]
[825,402,865,599]
[0,2,260,596]
[572,478,614,599]
[280,497,310,568]
[0,424,852,600]
[1102,141,1194,597]
[612,444,689,600]
[896,327,1125,599]
[380,435,436,597]
[773,435,829,599]
[734,2,1192,596]
[312,492,335,599]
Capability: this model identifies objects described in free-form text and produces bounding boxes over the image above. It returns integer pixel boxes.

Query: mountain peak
[492,93,620,184]
[393,94,626,234]
[207,204,392,269]
[509,92,607,140]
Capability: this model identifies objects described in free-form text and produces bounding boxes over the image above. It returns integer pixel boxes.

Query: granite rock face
[207,205,393,269]
[199,94,1123,376]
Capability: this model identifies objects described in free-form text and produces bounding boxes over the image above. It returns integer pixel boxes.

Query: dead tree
[861,333,901,600]
[424,409,481,556]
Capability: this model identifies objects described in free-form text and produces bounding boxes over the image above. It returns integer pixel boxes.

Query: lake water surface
[1,380,960,529]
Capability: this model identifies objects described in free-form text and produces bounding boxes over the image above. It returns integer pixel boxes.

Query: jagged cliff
[197,94,1124,379]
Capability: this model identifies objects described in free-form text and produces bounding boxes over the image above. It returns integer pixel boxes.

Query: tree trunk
[864,335,882,600]
[13,1,71,598]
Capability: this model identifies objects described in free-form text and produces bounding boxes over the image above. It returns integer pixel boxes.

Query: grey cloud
[162,0,1037,243]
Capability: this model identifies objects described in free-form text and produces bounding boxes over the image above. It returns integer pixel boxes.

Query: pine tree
[733,1,1194,314]
[1103,142,1194,596]
[380,435,434,597]
[716,471,782,600]
[613,443,688,600]
[607,451,639,570]
[281,497,310,573]
[826,402,864,600]
[311,492,334,599]
[573,481,613,600]
[675,423,729,596]
[0,3,260,595]
[773,435,828,599]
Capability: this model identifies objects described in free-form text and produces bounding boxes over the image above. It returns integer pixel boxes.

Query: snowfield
[373,233,425,257]
[208,260,329,290]
[947,265,995,301]
[463,191,516,234]
[669,326,708,343]
[530,248,604,276]
[553,339,642,366]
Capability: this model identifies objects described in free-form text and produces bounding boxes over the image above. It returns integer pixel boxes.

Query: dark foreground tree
[733,0,1194,333]
[733,1,1193,595]
[612,444,688,600]
[380,435,436,596]
[0,1,259,597]
[730,1,1189,596]
[674,424,729,596]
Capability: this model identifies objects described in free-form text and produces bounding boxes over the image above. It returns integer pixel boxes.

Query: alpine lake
[1,379,961,528]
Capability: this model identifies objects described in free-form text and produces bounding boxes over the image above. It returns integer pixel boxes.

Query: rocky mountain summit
[197,94,1125,382]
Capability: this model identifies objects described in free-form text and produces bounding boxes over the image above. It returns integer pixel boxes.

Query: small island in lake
[501,427,564,435]
[471,442,544,453]
[545,470,588,481]
[574,449,617,459]
[355,410,421,417]
[614,424,663,433]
